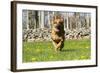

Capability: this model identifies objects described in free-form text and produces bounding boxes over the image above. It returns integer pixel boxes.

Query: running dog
[51,15,65,52]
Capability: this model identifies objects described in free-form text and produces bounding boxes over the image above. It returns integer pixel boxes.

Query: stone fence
[23,27,90,42]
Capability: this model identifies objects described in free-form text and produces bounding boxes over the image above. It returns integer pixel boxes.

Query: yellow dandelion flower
[86,46,89,49]
[36,49,41,52]
[80,56,85,59]
[50,55,53,59]
[26,48,30,51]
[31,57,36,61]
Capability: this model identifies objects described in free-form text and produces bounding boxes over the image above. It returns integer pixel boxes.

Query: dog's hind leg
[59,42,64,51]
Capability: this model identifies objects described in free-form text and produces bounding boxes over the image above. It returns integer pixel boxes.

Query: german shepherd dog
[51,15,65,52]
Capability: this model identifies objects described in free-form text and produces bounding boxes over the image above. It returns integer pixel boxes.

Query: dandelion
[36,49,41,53]
[50,55,53,59]
[86,46,89,49]
[26,48,30,51]
[31,57,36,61]
[80,56,86,59]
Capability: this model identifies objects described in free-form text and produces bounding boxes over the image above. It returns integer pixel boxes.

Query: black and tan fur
[51,15,65,52]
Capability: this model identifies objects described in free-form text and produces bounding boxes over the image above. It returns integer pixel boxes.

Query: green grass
[23,39,91,63]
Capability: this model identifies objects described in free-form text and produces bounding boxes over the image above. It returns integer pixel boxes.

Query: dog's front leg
[56,41,62,50]
[56,38,64,51]
[52,40,58,52]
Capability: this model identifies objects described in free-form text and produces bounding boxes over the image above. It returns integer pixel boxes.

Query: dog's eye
[59,21,64,24]
[54,22,57,24]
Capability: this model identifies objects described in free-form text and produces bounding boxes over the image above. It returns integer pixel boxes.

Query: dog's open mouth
[55,29,59,32]
[55,24,61,31]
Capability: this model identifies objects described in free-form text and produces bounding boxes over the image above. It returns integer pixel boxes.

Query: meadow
[23,39,91,62]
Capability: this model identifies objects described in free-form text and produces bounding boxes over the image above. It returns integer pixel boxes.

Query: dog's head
[52,15,64,31]
[52,15,64,25]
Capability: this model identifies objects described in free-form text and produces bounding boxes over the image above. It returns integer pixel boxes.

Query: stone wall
[23,27,90,42]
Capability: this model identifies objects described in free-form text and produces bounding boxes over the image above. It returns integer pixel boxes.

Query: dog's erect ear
[51,16,57,25]
[51,15,64,26]
[59,18,64,24]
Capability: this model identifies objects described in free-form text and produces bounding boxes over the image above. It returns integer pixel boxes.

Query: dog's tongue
[55,29,59,32]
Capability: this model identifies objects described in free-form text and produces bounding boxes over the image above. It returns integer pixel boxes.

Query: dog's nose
[54,21,57,24]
